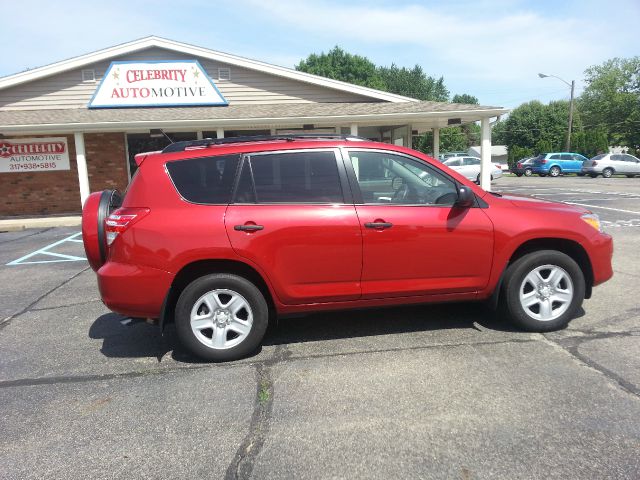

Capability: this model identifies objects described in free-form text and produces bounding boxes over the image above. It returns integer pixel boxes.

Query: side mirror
[455,185,475,208]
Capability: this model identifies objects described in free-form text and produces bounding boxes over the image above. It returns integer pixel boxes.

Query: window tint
[350,151,458,206]
[445,159,461,167]
[591,154,606,160]
[463,157,480,166]
[166,154,240,204]
[559,154,573,160]
[623,154,639,162]
[238,151,343,203]
[611,154,624,161]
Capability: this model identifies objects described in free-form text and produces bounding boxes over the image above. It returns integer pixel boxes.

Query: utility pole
[538,73,575,151]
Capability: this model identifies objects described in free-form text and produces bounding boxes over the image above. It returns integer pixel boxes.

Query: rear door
[225,148,362,305]
[345,149,494,299]
[623,154,640,174]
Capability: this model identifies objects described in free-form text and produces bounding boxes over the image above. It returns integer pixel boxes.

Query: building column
[480,117,492,191]
[270,127,277,135]
[74,132,90,206]
[196,131,203,140]
[433,127,440,159]
[216,128,224,139]
[350,123,358,136]
[406,124,413,149]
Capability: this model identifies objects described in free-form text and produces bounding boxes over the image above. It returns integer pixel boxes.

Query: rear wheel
[626,175,636,178]
[515,173,523,177]
[524,168,532,177]
[589,173,598,178]
[175,274,269,361]
[500,250,585,331]
[549,166,561,177]
[602,168,614,178]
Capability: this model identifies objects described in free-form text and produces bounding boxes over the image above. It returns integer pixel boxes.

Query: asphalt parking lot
[1,175,639,480]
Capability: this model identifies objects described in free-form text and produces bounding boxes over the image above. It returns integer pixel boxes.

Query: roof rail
[161,133,367,153]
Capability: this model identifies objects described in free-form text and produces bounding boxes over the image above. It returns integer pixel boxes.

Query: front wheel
[175,274,269,361]
[500,250,585,331]
[549,166,561,177]
[602,168,614,178]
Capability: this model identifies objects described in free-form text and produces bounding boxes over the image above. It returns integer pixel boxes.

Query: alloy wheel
[518,264,574,321]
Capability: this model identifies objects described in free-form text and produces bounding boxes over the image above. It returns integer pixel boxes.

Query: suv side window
[549,154,561,160]
[166,154,240,204]
[235,150,343,203]
[559,154,573,160]
[349,151,458,206]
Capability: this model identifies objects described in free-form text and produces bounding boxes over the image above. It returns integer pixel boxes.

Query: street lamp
[538,73,576,152]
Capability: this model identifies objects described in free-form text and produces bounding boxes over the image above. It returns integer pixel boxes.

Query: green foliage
[296,46,450,101]
[499,100,584,155]
[414,125,479,156]
[579,56,640,150]
[572,128,609,158]
[507,145,535,167]
[452,93,479,105]
[295,46,386,90]
[378,64,449,101]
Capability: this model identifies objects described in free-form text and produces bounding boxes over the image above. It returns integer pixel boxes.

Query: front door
[346,149,494,299]
[225,149,362,305]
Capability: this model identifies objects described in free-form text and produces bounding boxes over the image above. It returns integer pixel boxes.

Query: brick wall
[0,132,128,217]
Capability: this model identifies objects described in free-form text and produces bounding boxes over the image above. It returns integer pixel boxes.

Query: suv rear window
[236,150,343,203]
[166,154,240,204]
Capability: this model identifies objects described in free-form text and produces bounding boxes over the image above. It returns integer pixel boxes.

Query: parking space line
[565,203,640,215]
[6,232,86,266]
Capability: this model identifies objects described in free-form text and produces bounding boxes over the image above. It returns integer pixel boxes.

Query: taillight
[592,161,598,166]
[517,163,522,168]
[105,207,149,245]
[540,159,547,164]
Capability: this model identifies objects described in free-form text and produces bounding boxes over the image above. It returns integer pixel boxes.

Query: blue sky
[1,0,638,108]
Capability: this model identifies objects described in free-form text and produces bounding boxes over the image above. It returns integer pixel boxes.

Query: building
[0,37,507,217]
[468,145,508,164]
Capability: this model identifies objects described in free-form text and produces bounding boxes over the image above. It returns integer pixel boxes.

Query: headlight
[581,213,603,232]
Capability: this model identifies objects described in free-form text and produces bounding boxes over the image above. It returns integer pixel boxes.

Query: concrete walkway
[0,216,81,232]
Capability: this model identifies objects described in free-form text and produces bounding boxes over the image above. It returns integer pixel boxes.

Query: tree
[452,94,479,105]
[579,57,640,151]
[500,100,584,158]
[377,64,449,101]
[295,46,386,90]
[296,46,450,101]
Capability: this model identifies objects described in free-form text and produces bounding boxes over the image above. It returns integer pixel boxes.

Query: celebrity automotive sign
[88,60,228,108]
[0,137,70,172]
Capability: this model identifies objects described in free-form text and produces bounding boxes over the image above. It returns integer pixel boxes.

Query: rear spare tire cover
[81,190,121,271]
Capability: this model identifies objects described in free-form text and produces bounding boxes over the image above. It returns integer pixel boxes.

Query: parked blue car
[531,153,589,177]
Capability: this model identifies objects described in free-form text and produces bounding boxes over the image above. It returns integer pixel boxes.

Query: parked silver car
[443,156,503,183]
[582,153,640,178]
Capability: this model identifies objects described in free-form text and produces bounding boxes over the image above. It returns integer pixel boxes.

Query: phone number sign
[0,137,70,173]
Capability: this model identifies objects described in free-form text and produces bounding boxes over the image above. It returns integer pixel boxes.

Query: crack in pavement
[29,299,102,312]
[0,337,534,389]
[225,345,290,480]
[0,266,90,330]
[0,227,52,245]
[543,331,640,399]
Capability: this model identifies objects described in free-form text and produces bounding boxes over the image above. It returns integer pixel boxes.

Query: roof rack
[161,134,367,153]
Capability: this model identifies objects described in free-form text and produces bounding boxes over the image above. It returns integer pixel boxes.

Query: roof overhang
[0,103,508,135]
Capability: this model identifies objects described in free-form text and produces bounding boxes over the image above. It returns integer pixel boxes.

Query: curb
[0,216,82,232]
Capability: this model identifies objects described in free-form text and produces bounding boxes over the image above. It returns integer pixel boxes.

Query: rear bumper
[589,233,614,286]
[581,166,602,173]
[97,262,174,318]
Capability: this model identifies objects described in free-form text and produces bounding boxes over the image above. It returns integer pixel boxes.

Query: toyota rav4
[82,135,614,361]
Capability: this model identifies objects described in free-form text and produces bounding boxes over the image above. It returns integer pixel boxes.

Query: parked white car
[443,156,503,183]
[582,153,640,178]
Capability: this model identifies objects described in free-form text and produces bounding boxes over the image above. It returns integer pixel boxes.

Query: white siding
[0,47,375,110]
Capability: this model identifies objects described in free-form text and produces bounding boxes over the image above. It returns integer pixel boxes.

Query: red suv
[82,135,613,361]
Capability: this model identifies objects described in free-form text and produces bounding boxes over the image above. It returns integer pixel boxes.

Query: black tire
[524,169,532,177]
[499,250,585,332]
[515,173,523,177]
[476,174,481,184]
[589,173,598,178]
[97,189,121,264]
[549,166,561,177]
[538,173,547,177]
[626,175,635,178]
[602,168,614,178]
[577,173,586,177]
[175,274,269,361]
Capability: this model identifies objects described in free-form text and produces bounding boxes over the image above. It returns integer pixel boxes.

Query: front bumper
[589,233,614,286]
[97,262,174,318]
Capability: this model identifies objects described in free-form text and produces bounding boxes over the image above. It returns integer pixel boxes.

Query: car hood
[494,193,590,214]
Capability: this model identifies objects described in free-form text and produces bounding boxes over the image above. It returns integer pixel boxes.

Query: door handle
[364,222,393,229]
[234,224,264,232]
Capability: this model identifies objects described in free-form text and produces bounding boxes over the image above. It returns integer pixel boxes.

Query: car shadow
[89,301,536,363]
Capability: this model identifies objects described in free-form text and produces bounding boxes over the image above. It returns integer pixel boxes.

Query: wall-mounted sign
[0,137,70,173]
[88,60,228,108]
